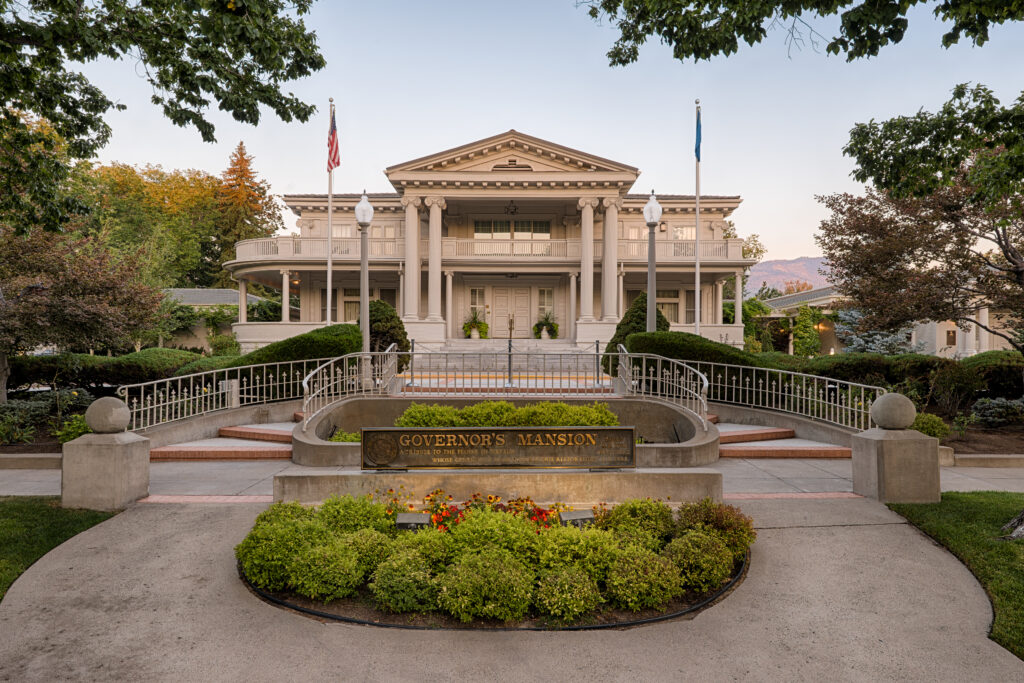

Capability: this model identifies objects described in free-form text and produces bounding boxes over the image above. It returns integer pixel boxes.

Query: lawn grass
[889,492,1024,661]
[0,496,115,601]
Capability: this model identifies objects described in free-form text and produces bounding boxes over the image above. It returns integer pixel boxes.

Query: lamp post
[643,192,663,333]
[354,192,374,355]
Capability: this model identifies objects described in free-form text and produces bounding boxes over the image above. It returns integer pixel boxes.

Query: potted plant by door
[532,312,558,340]
[463,310,489,339]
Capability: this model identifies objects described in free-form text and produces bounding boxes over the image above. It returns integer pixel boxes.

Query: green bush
[448,508,539,563]
[533,567,602,622]
[234,518,333,591]
[9,349,200,388]
[625,331,767,368]
[239,324,362,367]
[675,498,756,561]
[961,350,1024,400]
[390,528,454,573]
[252,501,316,527]
[911,413,951,439]
[316,495,394,536]
[0,415,35,445]
[287,537,365,602]
[436,548,535,622]
[930,363,986,415]
[369,299,411,355]
[971,398,1024,428]
[106,348,203,384]
[597,498,674,550]
[342,528,393,576]
[393,401,618,428]
[602,292,670,374]
[328,430,360,442]
[55,414,92,444]
[605,544,681,611]
[369,548,439,613]
[791,305,822,356]
[173,355,237,376]
[208,333,241,357]
[663,530,734,593]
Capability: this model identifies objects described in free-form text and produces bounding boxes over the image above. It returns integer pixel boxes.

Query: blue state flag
[695,109,702,162]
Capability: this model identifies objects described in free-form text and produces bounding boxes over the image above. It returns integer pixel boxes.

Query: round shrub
[343,528,393,576]
[910,412,950,439]
[599,498,674,550]
[447,508,539,563]
[235,518,332,592]
[971,397,1024,427]
[369,548,439,613]
[537,525,621,587]
[436,548,535,622]
[605,545,681,611]
[316,495,394,536]
[239,324,362,366]
[534,567,603,622]
[287,537,364,602]
[675,499,756,561]
[391,528,454,573]
[252,501,315,527]
[663,530,734,594]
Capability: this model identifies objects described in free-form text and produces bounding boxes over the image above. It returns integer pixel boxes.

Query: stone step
[151,437,292,461]
[954,454,1024,468]
[718,427,796,444]
[707,413,719,424]
[293,412,305,422]
[719,437,851,459]
[0,453,62,469]
[218,426,293,443]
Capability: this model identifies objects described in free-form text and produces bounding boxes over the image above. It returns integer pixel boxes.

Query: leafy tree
[0,228,161,402]
[2,0,324,234]
[782,279,814,294]
[721,221,766,300]
[835,308,921,354]
[754,282,783,300]
[791,305,822,356]
[368,300,411,355]
[581,1,1023,64]
[215,142,283,285]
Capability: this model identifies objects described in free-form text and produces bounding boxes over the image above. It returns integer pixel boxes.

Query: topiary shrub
[624,331,767,367]
[392,401,619,428]
[447,508,539,563]
[971,398,1024,428]
[316,495,394,536]
[602,292,670,374]
[173,355,237,376]
[287,537,365,602]
[597,498,674,550]
[536,525,621,587]
[105,348,203,384]
[663,530,734,593]
[394,403,462,428]
[235,518,333,592]
[910,412,951,439]
[605,544,681,611]
[961,350,1024,400]
[369,548,439,613]
[533,567,602,622]
[239,324,362,367]
[252,501,316,527]
[436,548,535,622]
[675,498,756,561]
[368,300,411,370]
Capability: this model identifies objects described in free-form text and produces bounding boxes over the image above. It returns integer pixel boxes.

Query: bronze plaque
[360,427,635,470]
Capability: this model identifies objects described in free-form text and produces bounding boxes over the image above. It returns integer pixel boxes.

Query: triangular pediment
[385,130,639,176]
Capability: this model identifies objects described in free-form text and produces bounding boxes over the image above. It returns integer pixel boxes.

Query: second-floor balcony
[233,236,747,265]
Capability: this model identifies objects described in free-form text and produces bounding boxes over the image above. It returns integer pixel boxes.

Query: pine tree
[215,142,283,286]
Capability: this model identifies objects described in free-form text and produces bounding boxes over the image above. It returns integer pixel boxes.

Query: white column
[445,271,454,339]
[977,307,990,352]
[715,280,725,324]
[578,198,598,321]
[602,197,620,322]
[569,272,578,342]
[964,319,976,355]
[280,270,290,322]
[617,270,625,319]
[237,279,248,324]
[733,270,743,328]
[401,196,421,320]
[425,196,445,322]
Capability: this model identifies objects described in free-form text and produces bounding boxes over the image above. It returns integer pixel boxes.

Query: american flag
[327,106,340,173]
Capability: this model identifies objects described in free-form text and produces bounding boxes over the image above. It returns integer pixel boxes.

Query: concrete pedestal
[62,432,150,510]
[852,428,940,504]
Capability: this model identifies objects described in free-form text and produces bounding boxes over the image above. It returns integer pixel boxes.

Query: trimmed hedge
[961,351,1024,400]
[173,355,237,376]
[9,348,200,389]
[624,331,767,368]
[235,324,361,367]
[393,401,619,428]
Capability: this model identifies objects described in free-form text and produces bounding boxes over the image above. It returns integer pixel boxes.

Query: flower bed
[236,492,754,628]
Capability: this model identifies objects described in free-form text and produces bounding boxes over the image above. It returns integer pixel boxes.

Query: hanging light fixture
[504,200,518,216]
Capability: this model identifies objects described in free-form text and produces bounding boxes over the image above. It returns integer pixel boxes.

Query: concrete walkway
[1,497,1021,680]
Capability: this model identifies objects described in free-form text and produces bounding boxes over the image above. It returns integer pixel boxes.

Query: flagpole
[694,99,701,338]
[326,98,335,326]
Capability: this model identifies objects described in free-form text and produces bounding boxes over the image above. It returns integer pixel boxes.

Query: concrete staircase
[149,421,297,461]
[715,422,852,459]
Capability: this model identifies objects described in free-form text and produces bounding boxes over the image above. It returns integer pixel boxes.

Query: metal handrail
[617,344,709,430]
[116,357,336,431]
[301,344,399,430]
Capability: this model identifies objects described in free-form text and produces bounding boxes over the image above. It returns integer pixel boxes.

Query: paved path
[1,497,1021,681]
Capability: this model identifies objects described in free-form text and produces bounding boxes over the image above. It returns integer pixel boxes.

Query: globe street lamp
[642,192,663,333]
[354,192,374,355]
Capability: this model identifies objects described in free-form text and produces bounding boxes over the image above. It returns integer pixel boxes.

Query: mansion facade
[225,130,756,351]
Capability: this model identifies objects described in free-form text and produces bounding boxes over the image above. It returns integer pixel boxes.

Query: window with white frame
[672,225,695,241]
[474,220,510,239]
[656,289,680,324]
[537,288,553,318]
[469,288,486,320]
[685,290,696,324]
[342,288,361,323]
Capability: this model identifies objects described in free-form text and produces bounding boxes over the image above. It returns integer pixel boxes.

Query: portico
[224,130,754,351]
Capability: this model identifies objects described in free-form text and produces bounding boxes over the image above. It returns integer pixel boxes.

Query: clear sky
[79,1,1024,260]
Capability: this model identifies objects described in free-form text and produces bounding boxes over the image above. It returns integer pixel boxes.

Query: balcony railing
[233,237,745,264]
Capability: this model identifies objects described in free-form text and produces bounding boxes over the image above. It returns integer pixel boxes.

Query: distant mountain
[748,257,830,291]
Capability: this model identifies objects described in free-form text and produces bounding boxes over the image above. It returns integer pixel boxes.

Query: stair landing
[715,422,851,459]
[150,421,296,461]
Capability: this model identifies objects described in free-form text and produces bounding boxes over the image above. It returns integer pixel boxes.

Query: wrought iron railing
[616,345,709,429]
[685,361,885,430]
[300,345,400,430]
[117,357,336,431]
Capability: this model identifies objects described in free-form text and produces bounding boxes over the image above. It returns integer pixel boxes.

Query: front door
[492,287,531,338]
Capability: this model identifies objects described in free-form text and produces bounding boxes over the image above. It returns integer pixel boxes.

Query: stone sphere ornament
[870,393,917,430]
[84,397,131,434]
